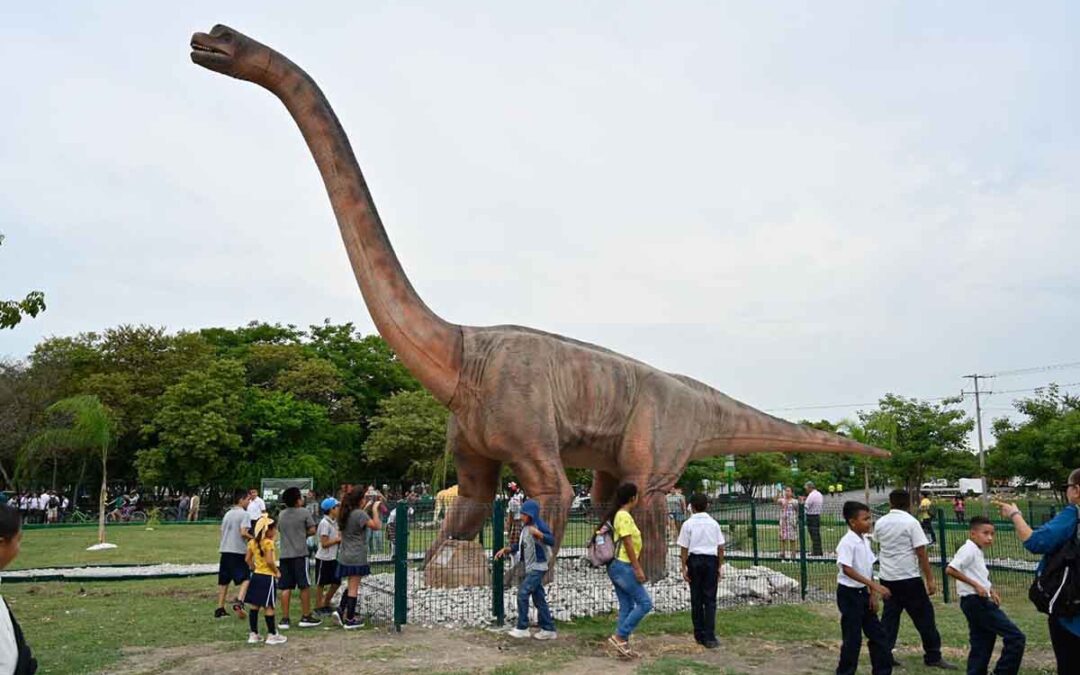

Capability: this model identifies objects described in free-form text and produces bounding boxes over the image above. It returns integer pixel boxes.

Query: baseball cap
[321,497,339,512]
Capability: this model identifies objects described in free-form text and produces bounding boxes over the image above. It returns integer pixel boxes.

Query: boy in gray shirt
[495,499,557,640]
[276,487,319,629]
[216,489,252,618]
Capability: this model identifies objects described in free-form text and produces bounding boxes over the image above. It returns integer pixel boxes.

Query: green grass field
[4,577,1058,674]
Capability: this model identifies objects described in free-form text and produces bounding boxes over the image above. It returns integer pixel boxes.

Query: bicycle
[66,508,96,524]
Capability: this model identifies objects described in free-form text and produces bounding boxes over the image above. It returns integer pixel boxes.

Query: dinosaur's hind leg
[424,416,501,565]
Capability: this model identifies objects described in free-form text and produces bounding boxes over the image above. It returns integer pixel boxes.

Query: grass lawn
[13,524,222,570]
[5,575,1059,675]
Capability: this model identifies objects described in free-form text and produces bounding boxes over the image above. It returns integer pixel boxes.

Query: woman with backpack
[996,467,1080,672]
[603,483,653,658]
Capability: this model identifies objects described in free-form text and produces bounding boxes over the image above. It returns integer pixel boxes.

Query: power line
[982,381,1080,397]
[987,361,1080,378]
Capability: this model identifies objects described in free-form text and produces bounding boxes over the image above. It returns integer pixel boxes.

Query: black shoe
[214,607,228,619]
[702,640,720,649]
[925,660,957,670]
[298,615,322,627]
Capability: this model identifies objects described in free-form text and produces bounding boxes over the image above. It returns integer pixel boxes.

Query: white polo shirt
[836,529,876,588]
[677,512,726,555]
[246,496,266,521]
[874,509,929,581]
[948,540,992,597]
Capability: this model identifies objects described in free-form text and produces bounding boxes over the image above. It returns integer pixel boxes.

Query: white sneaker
[508,627,531,639]
[265,633,287,645]
[247,632,262,644]
[534,630,557,641]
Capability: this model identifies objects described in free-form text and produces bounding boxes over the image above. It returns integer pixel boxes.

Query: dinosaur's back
[453,324,725,467]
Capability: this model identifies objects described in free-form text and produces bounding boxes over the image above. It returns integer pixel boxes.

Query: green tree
[858,394,974,497]
[137,360,245,487]
[989,385,1080,493]
[26,395,114,544]
[0,234,46,329]
[363,390,450,488]
[735,453,787,497]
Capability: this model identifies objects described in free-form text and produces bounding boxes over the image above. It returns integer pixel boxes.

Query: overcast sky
[2,2,1077,440]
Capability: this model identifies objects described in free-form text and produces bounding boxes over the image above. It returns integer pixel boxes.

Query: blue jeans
[608,560,652,639]
[367,527,384,554]
[517,569,555,631]
[960,595,1025,675]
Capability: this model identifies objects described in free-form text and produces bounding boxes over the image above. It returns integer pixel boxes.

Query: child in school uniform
[314,497,342,616]
[835,501,893,675]
[495,499,557,640]
[245,518,287,645]
[946,516,1025,675]
[0,504,37,673]
[677,493,725,648]
[333,486,381,630]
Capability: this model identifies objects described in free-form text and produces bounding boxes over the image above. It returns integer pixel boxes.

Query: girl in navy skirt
[245,518,286,645]
[333,486,382,629]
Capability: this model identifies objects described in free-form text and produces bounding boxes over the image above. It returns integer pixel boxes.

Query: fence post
[492,499,505,626]
[937,508,950,604]
[393,501,409,630]
[798,502,808,600]
[750,499,759,566]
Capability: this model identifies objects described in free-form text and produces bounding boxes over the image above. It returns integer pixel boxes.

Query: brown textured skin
[191,26,889,579]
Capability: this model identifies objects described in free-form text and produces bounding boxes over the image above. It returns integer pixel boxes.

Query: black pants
[881,577,943,664]
[921,517,936,545]
[1048,617,1080,675]
[807,514,823,556]
[959,595,1025,675]
[687,554,718,643]
[837,585,892,675]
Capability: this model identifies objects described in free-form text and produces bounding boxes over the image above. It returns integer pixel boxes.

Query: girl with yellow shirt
[245,518,286,645]
[603,483,653,657]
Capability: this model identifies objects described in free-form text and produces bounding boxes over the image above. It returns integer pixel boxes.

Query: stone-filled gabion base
[358,550,808,628]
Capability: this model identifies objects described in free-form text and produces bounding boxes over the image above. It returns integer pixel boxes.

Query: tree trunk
[75,455,87,506]
[97,451,107,545]
[51,455,58,491]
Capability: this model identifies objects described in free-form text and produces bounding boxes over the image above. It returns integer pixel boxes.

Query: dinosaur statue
[191,25,888,579]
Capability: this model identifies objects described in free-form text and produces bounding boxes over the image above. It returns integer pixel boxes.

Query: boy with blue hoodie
[495,499,557,640]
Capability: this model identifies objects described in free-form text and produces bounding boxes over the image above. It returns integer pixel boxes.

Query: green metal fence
[372,495,1044,630]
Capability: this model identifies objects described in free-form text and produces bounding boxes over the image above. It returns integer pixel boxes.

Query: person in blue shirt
[996,467,1080,674]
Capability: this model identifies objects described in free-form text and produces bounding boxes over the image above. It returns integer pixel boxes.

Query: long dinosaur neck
[693,396,887,459]
[260,55,462,404]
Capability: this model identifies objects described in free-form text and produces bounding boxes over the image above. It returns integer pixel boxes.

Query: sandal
[608,635,633,658]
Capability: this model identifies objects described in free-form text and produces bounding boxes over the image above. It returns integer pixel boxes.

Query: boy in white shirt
[314,497,342,615]
[835,501,893,675]
[946,517,1025,675]
[677,493,725,648]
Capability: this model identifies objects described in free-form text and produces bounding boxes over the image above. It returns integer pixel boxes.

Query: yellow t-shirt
[248,537,277,576]
[918,497,932,519]
[613,509,642,564]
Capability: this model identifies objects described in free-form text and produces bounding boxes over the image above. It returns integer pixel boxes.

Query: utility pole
[964,374,993,506]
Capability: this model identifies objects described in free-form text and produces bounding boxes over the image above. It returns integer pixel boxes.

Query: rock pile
[359,550,805,628]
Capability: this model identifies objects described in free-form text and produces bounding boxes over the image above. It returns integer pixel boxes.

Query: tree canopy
[989,384,1080,490]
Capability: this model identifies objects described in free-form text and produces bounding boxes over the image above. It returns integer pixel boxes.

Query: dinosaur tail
[696,399,889,459]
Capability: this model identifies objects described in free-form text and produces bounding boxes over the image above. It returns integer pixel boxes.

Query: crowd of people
[3,491,69,525]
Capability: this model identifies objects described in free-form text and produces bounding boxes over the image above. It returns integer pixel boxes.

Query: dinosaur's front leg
[423,420,501,565]
[510,457,574,582]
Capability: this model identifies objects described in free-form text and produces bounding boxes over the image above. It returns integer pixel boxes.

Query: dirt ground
[107,609,1059,675]
[104,624,861,675]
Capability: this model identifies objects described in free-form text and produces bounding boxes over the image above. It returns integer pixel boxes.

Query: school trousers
[881,577,943,664]
[959,595,1025,675]
[687,554,718,644]
[836,585,892,675]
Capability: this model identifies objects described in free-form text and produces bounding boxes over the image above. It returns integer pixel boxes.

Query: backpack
[586,521,621,568]
[1029,518,1080,617]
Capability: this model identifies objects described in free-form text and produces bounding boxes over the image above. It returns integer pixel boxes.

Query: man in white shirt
[677,493,726,649]
[802,482,824,556]
[246,487,267,532]
[875,490,954,670]
[835,501,893,675]
[946,517,1025,675]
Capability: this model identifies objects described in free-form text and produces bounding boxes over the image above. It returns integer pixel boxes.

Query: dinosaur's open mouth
[190,36,228,56]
